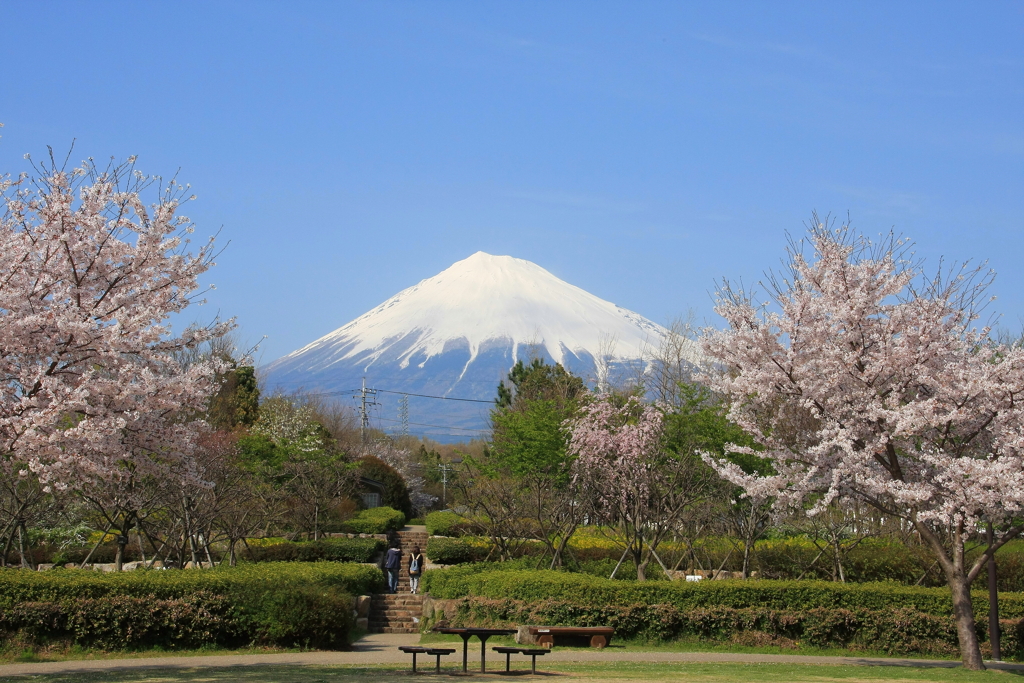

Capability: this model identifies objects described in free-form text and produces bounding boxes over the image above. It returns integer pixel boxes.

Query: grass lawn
[416,632,966,662]
[0,647,301,666]
[1,662,1022,682]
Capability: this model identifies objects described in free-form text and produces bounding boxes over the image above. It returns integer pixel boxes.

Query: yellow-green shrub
[342,507,405,534]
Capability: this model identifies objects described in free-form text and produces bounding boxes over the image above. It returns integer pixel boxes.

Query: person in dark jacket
[384,543,402,594]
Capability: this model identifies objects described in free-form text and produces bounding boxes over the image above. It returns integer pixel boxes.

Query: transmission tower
[358,377,379,444]
[398,394,409,437]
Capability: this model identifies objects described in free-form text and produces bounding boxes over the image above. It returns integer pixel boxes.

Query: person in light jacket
[408,546,423,594]
[384,542,402,594]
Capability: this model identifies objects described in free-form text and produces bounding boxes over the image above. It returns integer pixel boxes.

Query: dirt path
[1,633,1021,677]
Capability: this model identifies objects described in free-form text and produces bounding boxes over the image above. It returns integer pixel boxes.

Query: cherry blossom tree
[364,437,437,516]
[700,221,1024,670]
[568,395,719,581]
[0,153,231,510]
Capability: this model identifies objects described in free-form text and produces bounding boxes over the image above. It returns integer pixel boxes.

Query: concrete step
[372,595,424,602]
[368,580,424,636]
[369,627,419,634]
[369,618,419,625]
[371,618,420,625]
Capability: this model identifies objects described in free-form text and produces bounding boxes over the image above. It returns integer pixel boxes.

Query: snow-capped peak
[276,251,668,372]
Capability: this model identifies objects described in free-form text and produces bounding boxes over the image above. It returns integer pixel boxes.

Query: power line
[276,387,494,404]
[376,389,493,404]
[267,375,502,388]
[266,383,493,436]
[376,417,490,434]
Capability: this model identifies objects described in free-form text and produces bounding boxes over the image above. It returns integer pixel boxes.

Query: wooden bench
[527,626,615,649]
[397,645,457,673]
[492,646,548,674]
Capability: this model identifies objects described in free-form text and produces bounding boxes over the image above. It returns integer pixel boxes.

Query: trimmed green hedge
[427,537,491,565]
[425,511,473,537]
[418,530,1024,591]
[0,562,383,651]
[426,595,1024,657]
[421,566,1024,657]
[342,507,405,534]
[423,566,1024,619]
[244,537,384,563]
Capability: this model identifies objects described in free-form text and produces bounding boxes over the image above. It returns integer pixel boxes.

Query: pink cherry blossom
[0,156,232,490]
[700,221,1024,670]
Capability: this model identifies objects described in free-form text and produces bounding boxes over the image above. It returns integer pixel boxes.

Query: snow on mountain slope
[262,252,695,439]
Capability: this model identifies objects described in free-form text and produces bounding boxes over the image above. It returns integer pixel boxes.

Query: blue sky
[1,1,1021,364]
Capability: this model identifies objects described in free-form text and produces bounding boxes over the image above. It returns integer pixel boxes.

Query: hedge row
[427,537,492,565]
[243,537,384,563]
[425,511,475,537]
[423,532,1024,591]
[424,537,663,572]
[426,595,1021,657]
[12,509,404,566]
[342,507,406,534]
[0,562,383,651]
[422,566,1024,620]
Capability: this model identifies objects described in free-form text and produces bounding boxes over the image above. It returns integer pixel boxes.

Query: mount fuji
[261,252,688,440]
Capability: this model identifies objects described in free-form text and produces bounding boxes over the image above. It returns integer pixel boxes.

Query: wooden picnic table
[432,627,517,672]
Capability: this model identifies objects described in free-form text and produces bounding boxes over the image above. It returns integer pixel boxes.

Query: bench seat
[492,646,548,673]
[527,626,615,649]
[398,645,457,673]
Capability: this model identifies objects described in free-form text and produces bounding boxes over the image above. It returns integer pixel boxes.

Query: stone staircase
[368,525,428,634]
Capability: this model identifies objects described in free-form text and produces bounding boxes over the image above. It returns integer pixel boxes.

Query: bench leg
[479,635,491,673]
[435,654,441,673]
[531,654,537,674]
[590,635,607,649]
[411,652,417,673]
[505,652,511,672]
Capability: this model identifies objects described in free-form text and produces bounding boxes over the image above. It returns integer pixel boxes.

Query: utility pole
[358,377,379,444]
[437,457,462,508]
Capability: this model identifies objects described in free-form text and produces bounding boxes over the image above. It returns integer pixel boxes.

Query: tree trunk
[0,527,12,567]
[136,531,147,565]
[630,539,646,581]
[948,571,985,670]
[916,521,986,670]
[203,532,215,567]
[741,536,752,579]
[17,522,31,569]
[550,535,570,570]
[636,557,649,582]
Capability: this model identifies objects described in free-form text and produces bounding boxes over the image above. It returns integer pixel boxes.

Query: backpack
[410,555,420,573]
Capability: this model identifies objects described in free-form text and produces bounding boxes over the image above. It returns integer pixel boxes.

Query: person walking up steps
[384,542,402,594]
[408,546,423,594]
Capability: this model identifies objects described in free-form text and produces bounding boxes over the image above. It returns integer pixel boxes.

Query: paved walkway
[1,632,1022,677]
